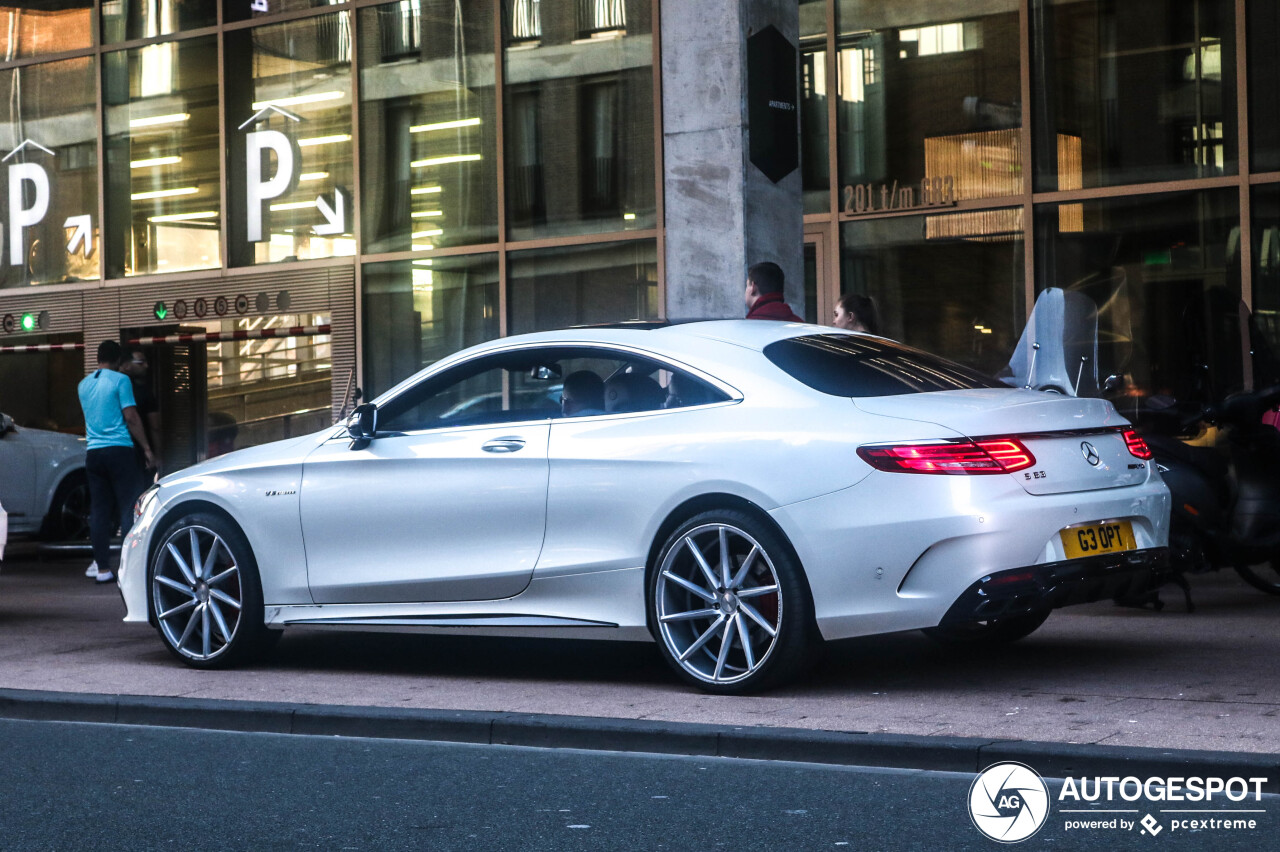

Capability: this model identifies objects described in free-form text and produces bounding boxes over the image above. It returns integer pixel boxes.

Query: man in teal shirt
[78,340,155,584]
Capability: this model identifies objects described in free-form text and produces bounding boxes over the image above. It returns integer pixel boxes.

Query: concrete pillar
[661,0,803,320]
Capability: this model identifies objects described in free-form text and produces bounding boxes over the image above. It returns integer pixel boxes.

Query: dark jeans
[86,446,144,573]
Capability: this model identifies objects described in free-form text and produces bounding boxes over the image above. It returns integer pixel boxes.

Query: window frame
[371,340,740,435]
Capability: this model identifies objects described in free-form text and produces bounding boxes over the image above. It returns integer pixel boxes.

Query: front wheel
[923,609,1051,646]
[649,510,814,694]
[1234,561,1280,596]
[150,512,274,668]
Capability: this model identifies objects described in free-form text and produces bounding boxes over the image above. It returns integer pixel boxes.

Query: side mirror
[1102,375,1123,393]
[346,403,378,444]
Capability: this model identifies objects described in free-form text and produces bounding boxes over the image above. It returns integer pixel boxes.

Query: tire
[41,472,90,541]
[923,609,1051,646]
[1234,561,1280,596]
[149,511,274,669]
[649,509,814,694]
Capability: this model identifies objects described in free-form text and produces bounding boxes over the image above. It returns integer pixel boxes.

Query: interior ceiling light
[297,134,352,147]
[269,200,317,211]
[411,154,481,167]
[412,229,444,238]
[131,187,199,200]
[148,210,218,222]
[411,211,443,218]
[130,155,182,169]
[129,113,190,128]
[411,186,443,195]
[299,172,330,182]
[252,91,344,110]
[409,117,481,133]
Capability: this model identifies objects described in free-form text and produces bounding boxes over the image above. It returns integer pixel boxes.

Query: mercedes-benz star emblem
[1081,441,1101,466]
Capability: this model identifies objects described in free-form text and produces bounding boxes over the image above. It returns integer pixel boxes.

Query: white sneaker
[94,571,115,584]
[85,561,98,578]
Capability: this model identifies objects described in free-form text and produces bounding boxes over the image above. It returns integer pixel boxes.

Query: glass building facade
[0,0,1277,466]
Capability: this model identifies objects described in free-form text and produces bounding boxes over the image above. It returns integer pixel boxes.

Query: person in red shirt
[744,261,803,322]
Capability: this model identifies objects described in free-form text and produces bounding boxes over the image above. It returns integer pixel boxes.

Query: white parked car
[0,413,89,541]
[120,321,1171,693]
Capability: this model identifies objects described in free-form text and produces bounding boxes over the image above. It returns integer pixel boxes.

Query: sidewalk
[2,551,1278,761]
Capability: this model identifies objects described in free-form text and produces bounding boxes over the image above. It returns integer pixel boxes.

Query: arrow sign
[314,188,348,236]
[237,104,301,131]
[64,214,92,257]
[2,139,55,162]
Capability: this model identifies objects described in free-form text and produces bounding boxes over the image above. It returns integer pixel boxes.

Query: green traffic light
[20,313,36,332]
[154,301,168,320]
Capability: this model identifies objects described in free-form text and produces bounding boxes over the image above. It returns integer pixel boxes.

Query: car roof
[369,321,866,406]
[487,319,840,352]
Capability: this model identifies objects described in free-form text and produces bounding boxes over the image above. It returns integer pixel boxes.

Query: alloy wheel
[655,523,782,685]
[58,481,91,540]
[152,525,244,662]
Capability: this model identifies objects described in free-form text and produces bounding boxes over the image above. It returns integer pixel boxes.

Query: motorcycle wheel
[1234,561,1280,596]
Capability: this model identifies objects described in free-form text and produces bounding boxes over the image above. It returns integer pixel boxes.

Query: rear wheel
[923,610,1051,646]
[650,510,814,694]
[150,512,274,668]
[42,472,90,541]
[1234,561,1280,596]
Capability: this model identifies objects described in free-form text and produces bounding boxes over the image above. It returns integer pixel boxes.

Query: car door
[299,352,557,604]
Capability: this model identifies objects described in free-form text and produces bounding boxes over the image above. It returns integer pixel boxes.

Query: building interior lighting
[411,210,443,218]
[252,91,344,110]
[412,229,444,238]
[411,154,481,167]
[299,172,330,182]
[269,200,318,211]
[409,118,481,133]
[411,186,443,195]
[131,187,199,200]
[297,134,352,147]
[129,113,190,128]
[148,210,218,222]
[623,213,636,220]
[130,155,182,169]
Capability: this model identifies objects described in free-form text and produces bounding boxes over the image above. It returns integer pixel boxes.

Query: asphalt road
[0,719,1273,851]
[2,551,1280,753]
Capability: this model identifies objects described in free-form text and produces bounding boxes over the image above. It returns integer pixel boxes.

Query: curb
[1,687,1277,790]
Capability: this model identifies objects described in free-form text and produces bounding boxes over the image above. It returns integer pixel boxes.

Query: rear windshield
[763,334,1007,397]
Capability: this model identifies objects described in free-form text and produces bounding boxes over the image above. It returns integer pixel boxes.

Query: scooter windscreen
[999,287,1100,397]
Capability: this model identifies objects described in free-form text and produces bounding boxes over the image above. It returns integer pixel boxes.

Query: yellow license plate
[1059,521,1136,559]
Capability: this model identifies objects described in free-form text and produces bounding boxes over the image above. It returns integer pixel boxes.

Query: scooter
[1136,384,1280,600]
[1003,287,1280,607]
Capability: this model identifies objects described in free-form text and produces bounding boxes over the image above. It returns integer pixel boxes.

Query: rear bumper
[939,546,1169,626]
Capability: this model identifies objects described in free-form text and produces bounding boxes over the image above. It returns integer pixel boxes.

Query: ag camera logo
[969,762,1050,843]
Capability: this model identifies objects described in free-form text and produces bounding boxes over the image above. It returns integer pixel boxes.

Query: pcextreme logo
[968,762,1270,843]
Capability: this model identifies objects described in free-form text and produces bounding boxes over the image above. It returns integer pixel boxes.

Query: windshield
[1010,285,1280,421]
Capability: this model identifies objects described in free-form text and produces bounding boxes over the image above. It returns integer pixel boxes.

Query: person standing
[121,347,162,479]
[744,261,803,322]
[78,340,155,584]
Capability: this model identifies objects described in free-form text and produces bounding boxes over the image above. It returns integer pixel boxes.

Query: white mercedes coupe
[119,321,1170,693]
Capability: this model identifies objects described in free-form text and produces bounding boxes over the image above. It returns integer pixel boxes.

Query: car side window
[377,356,560,433]
[376,346,730,432]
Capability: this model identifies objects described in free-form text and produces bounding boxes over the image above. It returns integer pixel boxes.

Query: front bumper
[938,546,1170,626]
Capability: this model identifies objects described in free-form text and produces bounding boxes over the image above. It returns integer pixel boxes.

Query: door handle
[482,437,526,453]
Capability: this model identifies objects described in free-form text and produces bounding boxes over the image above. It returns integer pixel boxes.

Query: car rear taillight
[857,438,1036,475]
[1122,429,1153,460]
